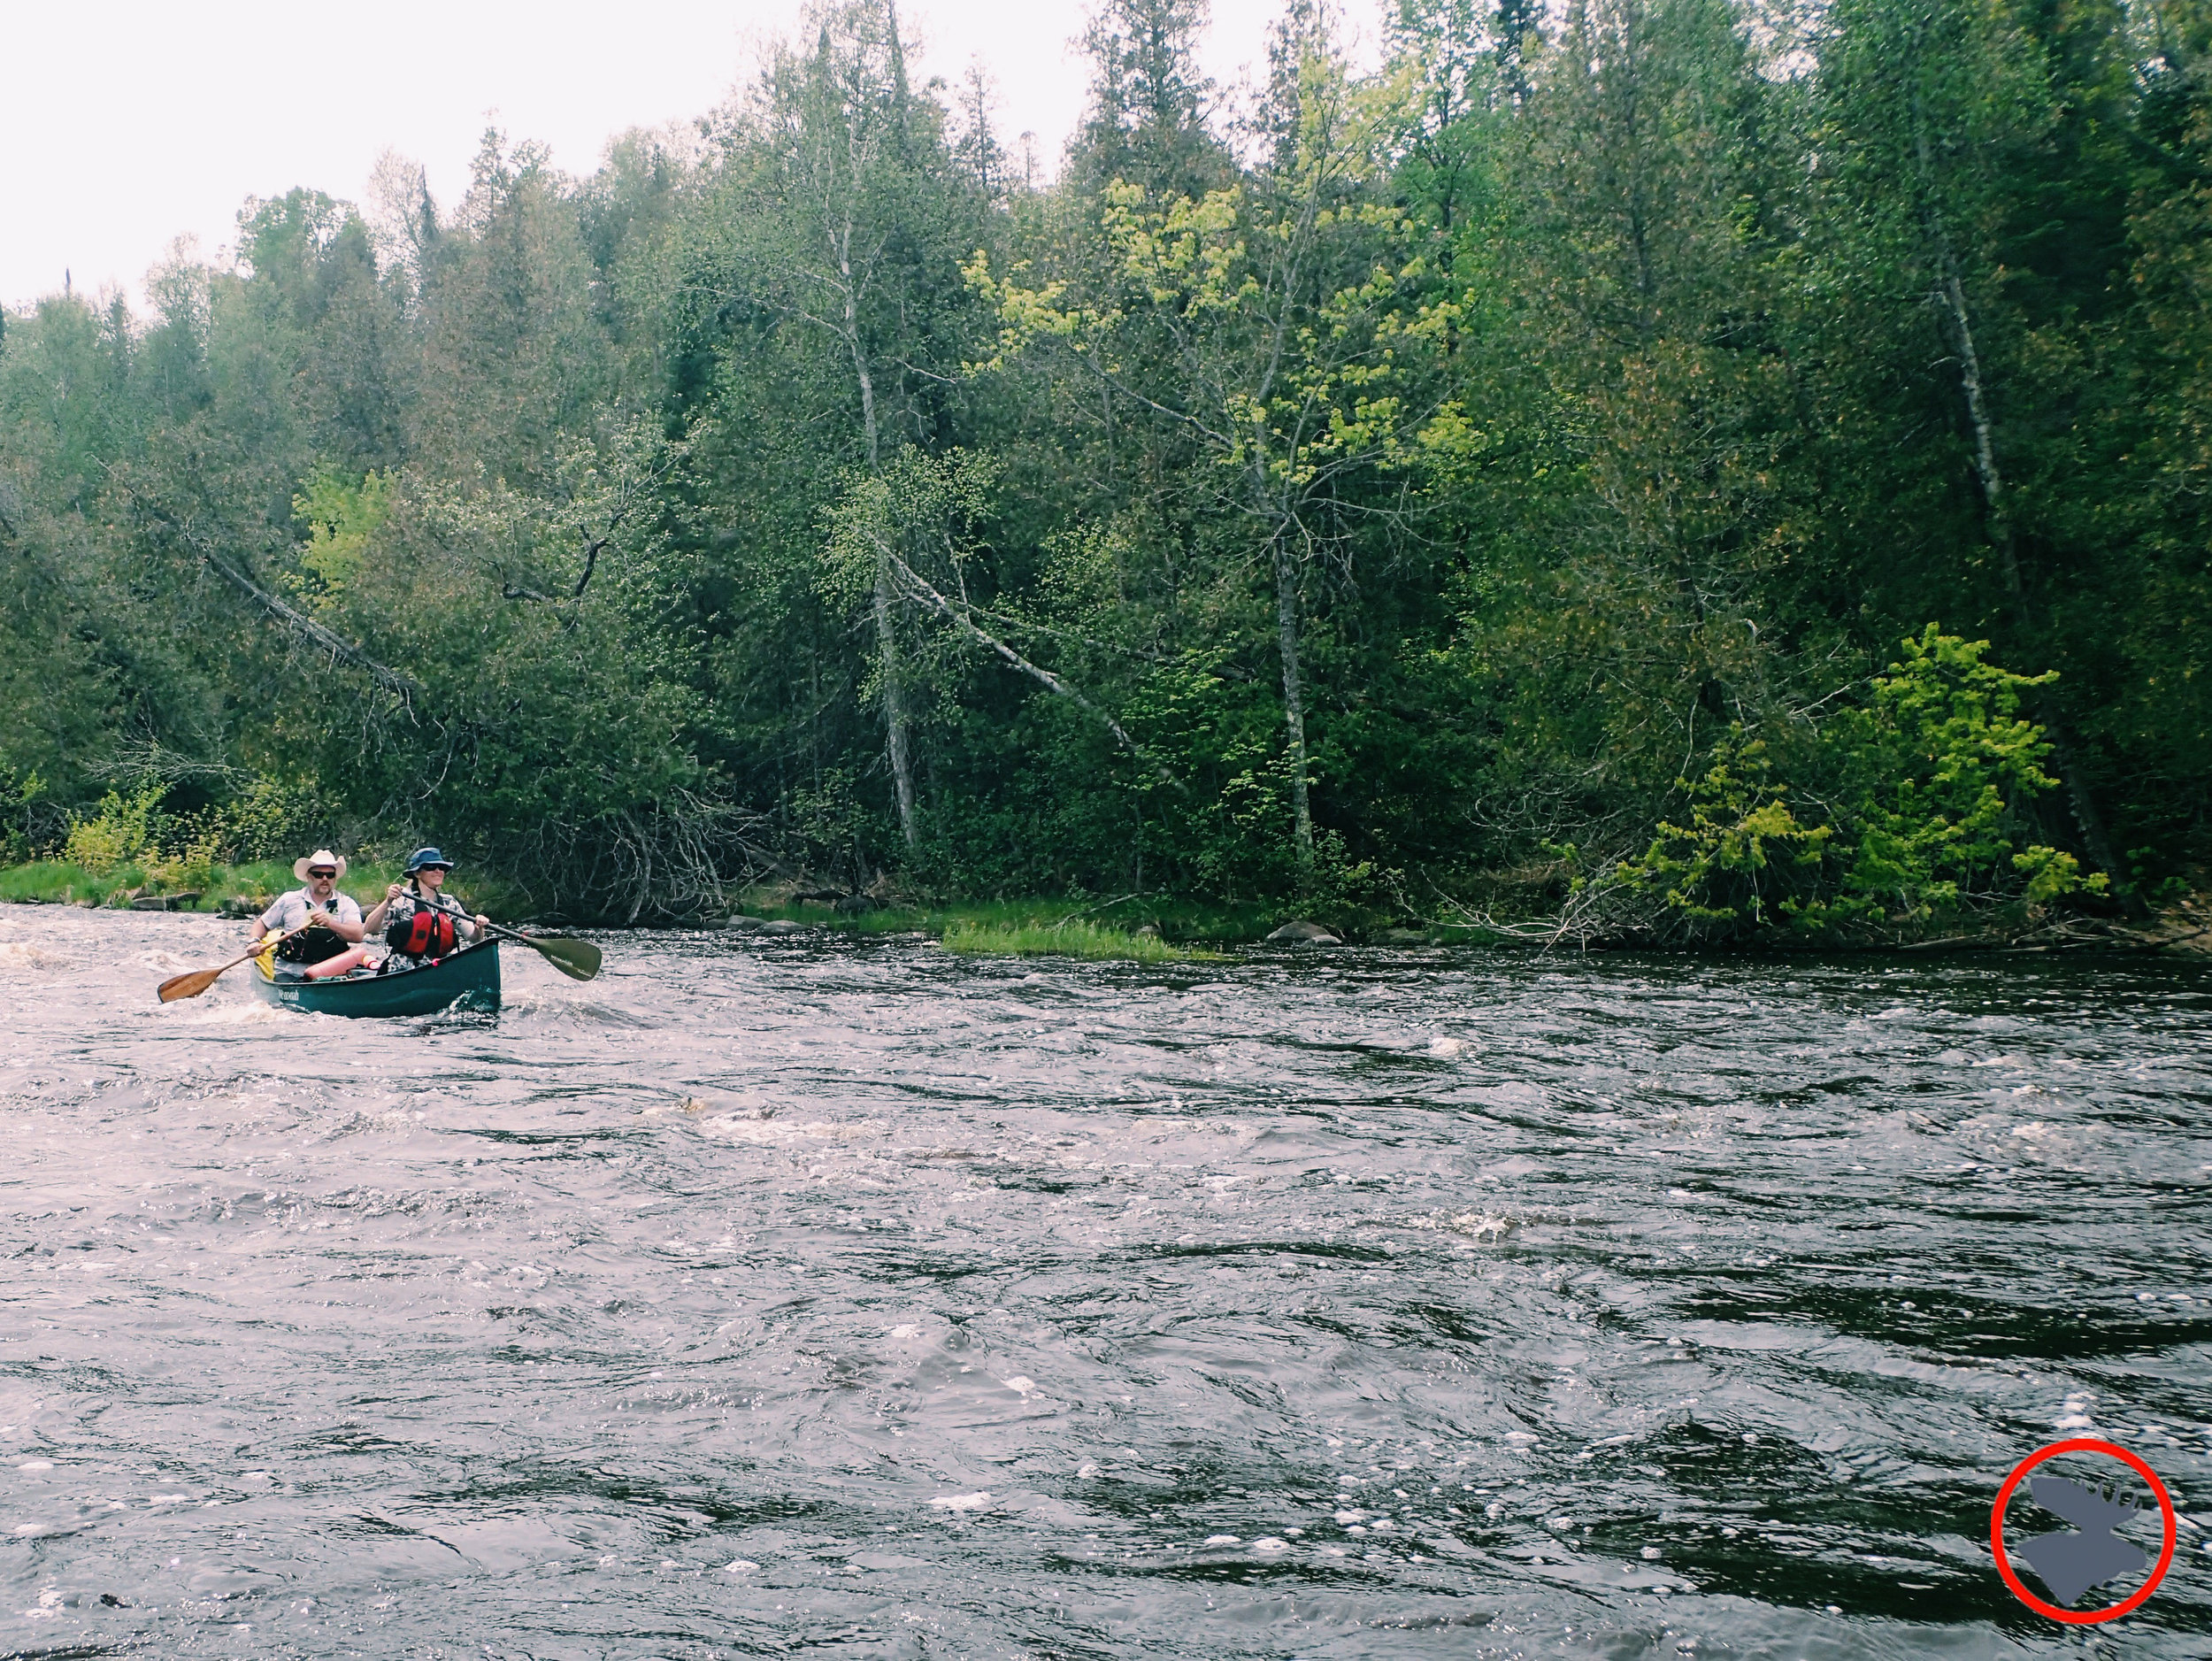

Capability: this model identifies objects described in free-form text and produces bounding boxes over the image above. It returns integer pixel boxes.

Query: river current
[1,906,2207,1658]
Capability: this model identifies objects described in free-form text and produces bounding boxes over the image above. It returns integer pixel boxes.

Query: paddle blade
[157,966,225,1003]
[526,934,602,981]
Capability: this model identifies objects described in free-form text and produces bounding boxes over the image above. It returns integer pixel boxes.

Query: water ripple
[0,909,2206,1655]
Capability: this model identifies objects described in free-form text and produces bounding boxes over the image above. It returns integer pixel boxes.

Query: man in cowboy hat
[251,850,373,980]
[362,847,491,974]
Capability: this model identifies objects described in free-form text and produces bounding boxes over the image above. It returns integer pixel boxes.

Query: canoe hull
[250,942,502,1018]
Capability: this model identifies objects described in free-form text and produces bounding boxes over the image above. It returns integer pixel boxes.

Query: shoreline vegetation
[725,887,2212,957]
[0,859,527,921]
[4,860,2201,961]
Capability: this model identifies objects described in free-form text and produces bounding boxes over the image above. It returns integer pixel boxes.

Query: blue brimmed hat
[403,846,455,873]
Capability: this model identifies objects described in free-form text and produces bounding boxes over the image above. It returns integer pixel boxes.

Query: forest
[1,0,2206,942]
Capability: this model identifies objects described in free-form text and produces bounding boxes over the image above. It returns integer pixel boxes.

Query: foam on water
[0,941,72,972]
[155,996,296,1027]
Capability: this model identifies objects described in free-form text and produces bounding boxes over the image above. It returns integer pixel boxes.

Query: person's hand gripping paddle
[157,926,301,1003]
[480,921,602,982]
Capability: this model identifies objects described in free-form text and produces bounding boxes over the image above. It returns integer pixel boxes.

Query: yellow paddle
[157,924,302,1003]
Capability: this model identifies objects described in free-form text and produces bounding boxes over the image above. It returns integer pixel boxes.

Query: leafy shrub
[143,828,219,895]
[290,468,393,601]
[188,776,331,864]
[46,775,331,888]
[1614,733,1833,932]
[1301,827,1395,916]
[1827,626,2098,918]
[0,767,43,866]
[62,788,162,877]
[1605,627,2106,942]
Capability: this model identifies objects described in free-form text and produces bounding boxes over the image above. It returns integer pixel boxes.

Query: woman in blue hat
[362,847,492,974]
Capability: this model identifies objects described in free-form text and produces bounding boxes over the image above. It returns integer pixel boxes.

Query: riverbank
[0,866,1300,960]
[724,883,2212,959]
[4,860,2204,961]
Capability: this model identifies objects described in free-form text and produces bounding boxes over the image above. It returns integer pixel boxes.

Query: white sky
[2,0,1383,314]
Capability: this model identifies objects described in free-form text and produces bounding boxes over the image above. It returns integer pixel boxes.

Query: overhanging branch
[883,549,1183,791]
[197,547,426,713]
[102,466,428,717]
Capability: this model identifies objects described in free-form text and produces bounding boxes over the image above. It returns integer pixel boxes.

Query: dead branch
[196,547,425,713]
[883,548,1185,792]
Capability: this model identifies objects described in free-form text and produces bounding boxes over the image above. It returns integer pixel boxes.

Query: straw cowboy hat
[292,849,349,880]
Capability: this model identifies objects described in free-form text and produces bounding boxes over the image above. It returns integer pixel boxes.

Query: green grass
[938,917,1228,962]
[0,861,135,906]
[733,888,1287,947]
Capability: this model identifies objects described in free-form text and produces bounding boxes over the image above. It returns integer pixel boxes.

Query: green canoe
[250,941,502,1018]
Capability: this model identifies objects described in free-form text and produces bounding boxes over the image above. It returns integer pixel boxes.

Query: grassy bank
[725,882,2212,958]
[732,891,1308,958]
[23,857,2190,957]
[938,917,1229,963]
[0,862,1360,956]
[733,891,1298,942]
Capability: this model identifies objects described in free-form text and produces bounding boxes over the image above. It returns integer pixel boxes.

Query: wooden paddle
[157,924,302,1003]
[481,920,602,982]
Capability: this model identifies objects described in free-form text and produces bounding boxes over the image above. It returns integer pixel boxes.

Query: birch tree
[681,0,977,848]
[1813,0,2127,880]
[973,13,1439,875]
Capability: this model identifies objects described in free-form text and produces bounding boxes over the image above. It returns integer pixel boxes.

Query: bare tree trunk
[840,217,918,849]
[872,565,918,846]
[1274,530,1315,876]
[151,509,424,712]
[1907,85,2125,895]
[200,548,423,711]
[1937,268,2023,599]
[1930,241,2127,891]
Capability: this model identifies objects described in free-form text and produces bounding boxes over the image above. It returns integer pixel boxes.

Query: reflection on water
[1,906,2207,1657]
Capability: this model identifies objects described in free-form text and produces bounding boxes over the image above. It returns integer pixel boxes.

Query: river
[1,906,2207,1657]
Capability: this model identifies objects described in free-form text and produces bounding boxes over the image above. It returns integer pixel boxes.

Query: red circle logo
[1990,1438,2177,1623]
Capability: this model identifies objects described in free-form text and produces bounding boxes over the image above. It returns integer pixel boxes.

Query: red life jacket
[388,904,458,957]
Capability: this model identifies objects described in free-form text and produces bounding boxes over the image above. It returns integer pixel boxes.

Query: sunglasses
[309,868,338,878]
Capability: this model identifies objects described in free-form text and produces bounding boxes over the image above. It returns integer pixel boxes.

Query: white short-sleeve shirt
[257,888,364,933]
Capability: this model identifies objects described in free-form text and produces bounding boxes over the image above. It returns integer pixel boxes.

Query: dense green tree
[653,0,1000,865]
